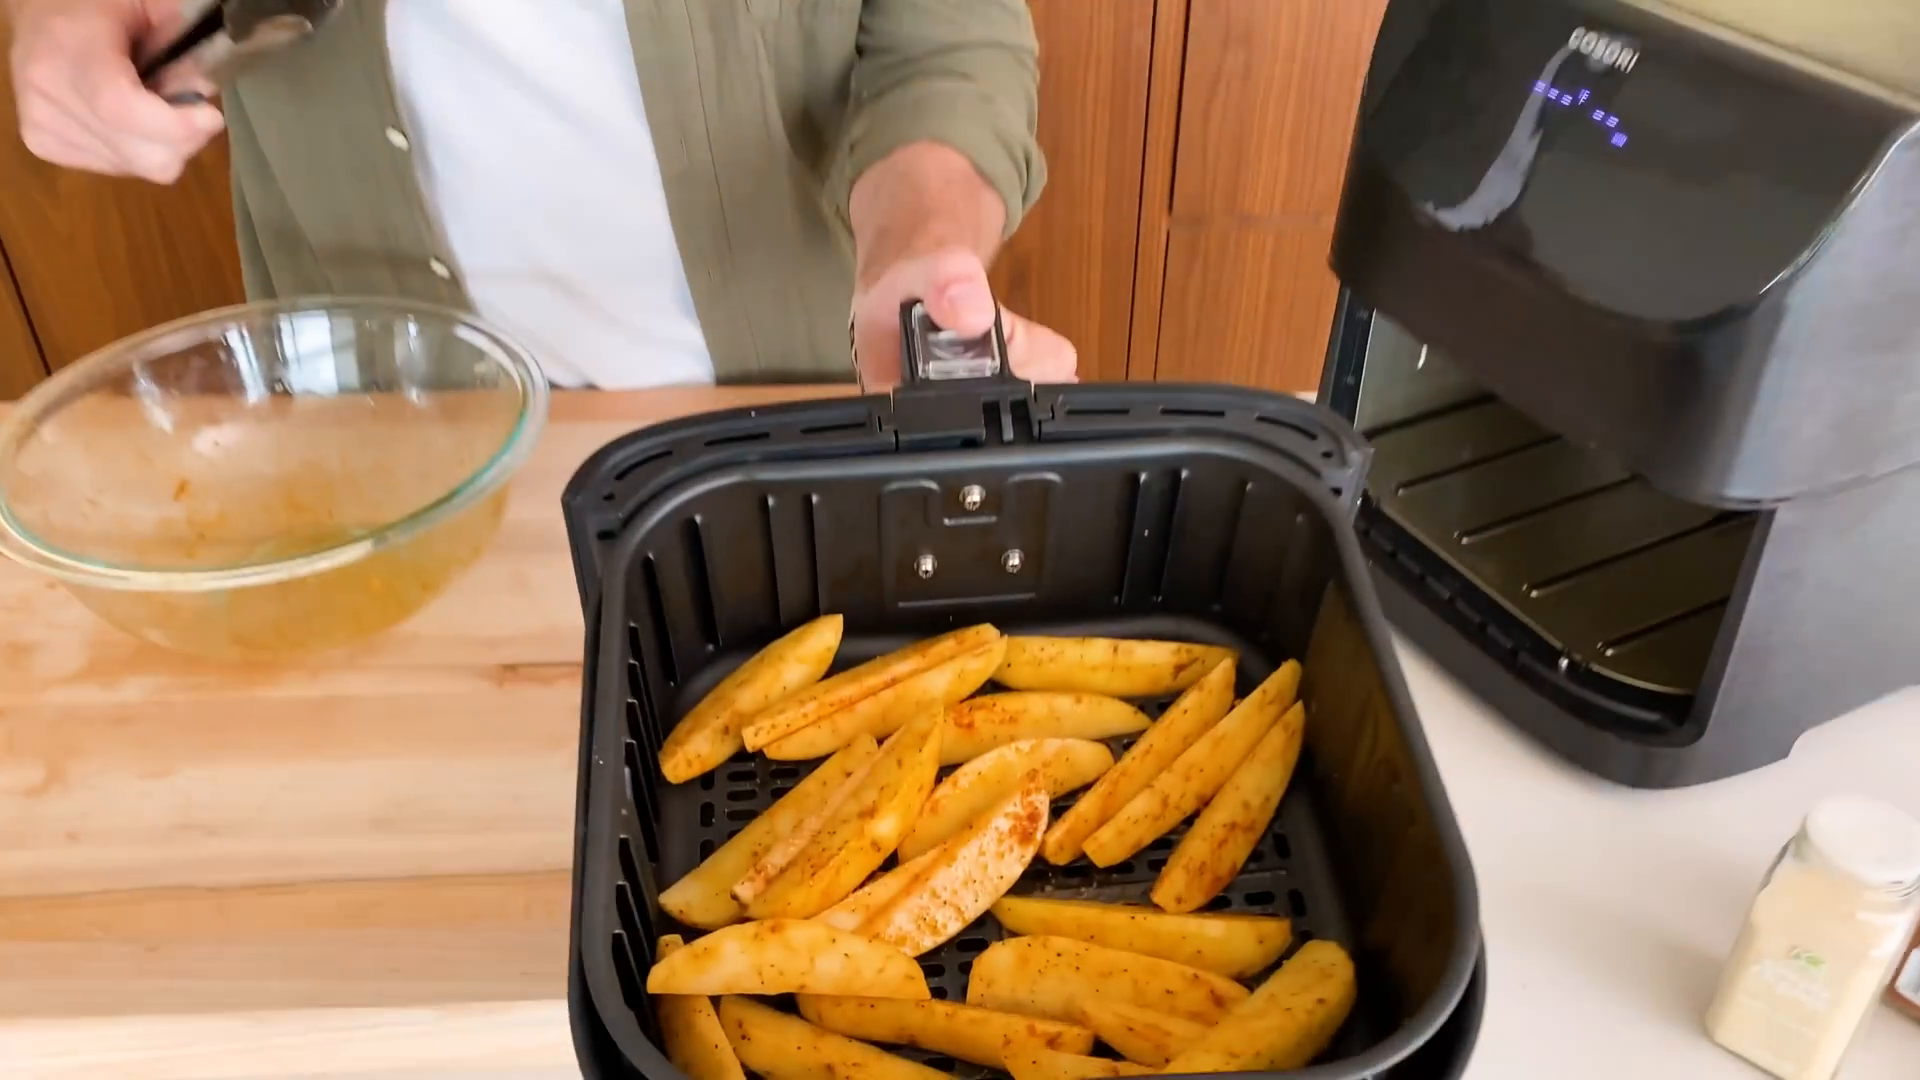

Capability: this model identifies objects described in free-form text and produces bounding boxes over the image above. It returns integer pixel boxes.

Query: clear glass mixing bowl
[0,297,549,660]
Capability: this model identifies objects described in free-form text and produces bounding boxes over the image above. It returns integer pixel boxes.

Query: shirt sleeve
[829,0,1047,239]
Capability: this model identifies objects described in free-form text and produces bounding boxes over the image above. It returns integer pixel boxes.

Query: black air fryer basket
[560,326,1485,1079]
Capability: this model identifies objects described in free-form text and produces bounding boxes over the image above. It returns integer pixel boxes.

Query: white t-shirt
[386,0,715,389]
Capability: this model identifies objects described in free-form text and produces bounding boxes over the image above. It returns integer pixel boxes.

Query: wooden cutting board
[0,386,843,901]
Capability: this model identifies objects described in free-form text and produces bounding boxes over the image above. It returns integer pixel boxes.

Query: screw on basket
[960,485,986,511]
[914,554,938,579]
[1001,549,1025,574]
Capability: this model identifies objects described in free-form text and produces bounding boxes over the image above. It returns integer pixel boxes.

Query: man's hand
[849,142,1076,390]
[9,0,225,183]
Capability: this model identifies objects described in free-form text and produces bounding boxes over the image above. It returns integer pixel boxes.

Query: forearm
[848,141,1007,288]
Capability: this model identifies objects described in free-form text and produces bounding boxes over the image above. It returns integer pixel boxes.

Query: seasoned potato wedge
[1040,659,1235,865]
[731,742,881,906]
[1153,700,1305,913]
[646,919,929,999]
[765,637,1006,760]
[746,708,942,919]
[994,636,1236,697]
[653,935,747,1080]
[814,847,939,931]
[659,614,843,784]
[1076,998,1207,1067]
[941,692,1151,765]
[861,772,1048,956]
[659,737,880,929]
[1003,1047,1156,1080]
[967,935,1248,1025]
[989,896,1292,979]
[741,624,999,750]
[718,996,947,1080]
[795,996,1095,1069]
[898,738,1112,861]
[1162,939,1358,1072]
[1081,660,1300,867]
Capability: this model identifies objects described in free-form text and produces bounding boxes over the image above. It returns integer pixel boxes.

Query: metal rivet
[914,554,937,579]
[960,485,985,511]
[1001,549,1024,574]
[384,126,411,151]
[428,257,453,280]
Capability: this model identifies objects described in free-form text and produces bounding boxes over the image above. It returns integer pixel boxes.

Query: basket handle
[896,299,1021,389]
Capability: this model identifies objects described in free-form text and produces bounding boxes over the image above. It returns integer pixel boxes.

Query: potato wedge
[746,708,943,919]
[795,996,1095,1069]
[1082,660,1300,867]
[1076,999,1207,1067]
[989,896,1291,979]
[718,996,948,1080]
[941,693,1151,765]
[1003,1048,1156,1080]
[659,614,843,784]
[1040,659,1235,865]
[731,743,882,906]
[646,919,929,999]
[653,935,747,1080]
[742,624,999,750]
[899,739,1112,862]
[659,737,880,929]
[860,772,1047,955]
[1153,700,1306,913]
[814,847,939,931]
[966,935,1248,1025]
[765,637,1007,760]
[994,636,1236,697]
[1162,939,1358,1073]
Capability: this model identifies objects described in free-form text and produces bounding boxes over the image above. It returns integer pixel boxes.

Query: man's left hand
[851,245,1077,391]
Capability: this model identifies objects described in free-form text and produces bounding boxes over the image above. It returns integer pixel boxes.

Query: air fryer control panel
[1359,0,1899,322]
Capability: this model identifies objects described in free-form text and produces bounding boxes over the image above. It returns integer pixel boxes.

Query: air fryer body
[1324,0,1920,786]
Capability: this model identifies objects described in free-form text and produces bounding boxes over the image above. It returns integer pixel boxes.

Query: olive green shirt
[223,0,1045,384]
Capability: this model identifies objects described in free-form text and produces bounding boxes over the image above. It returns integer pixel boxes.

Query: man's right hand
[8,0,226,183]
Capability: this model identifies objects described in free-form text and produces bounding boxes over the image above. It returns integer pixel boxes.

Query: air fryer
[1321,0,1920,788]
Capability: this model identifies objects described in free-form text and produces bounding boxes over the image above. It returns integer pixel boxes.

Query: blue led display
[1534,81,1627,147]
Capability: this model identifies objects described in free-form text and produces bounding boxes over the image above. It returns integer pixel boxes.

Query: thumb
[916,249,998,338]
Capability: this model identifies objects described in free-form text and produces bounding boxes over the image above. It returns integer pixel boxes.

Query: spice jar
[1704,796,1920,1080]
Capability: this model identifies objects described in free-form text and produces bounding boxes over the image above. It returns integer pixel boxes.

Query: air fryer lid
[1333,0,1920,504]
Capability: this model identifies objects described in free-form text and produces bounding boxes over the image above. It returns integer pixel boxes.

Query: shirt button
[428,257,453,280]
[385,126,411,151]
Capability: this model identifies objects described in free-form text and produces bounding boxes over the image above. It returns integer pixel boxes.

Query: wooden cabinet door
[991,0,1156,384]
[1136,0,1387,392]
[0,13,245,379]
[0,242,45,399]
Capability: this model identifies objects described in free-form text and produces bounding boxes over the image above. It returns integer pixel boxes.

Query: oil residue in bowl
[1,390,525,659]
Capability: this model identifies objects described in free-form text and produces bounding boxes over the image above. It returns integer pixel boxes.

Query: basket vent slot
[682,518,720,652]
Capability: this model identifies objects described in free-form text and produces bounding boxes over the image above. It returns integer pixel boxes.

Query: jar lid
[1805,796,1920,889]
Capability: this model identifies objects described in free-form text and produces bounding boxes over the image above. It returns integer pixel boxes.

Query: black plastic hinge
[882,300,1043,449]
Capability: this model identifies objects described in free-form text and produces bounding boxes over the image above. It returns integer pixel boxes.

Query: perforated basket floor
[604,621,1373,1078]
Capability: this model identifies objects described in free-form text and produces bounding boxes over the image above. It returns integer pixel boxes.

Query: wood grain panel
[0,241,45,398]
[1170,0,1386,225]
[1125,0,1194,380]
[0,14,244,372]
[1155,222,1342,389]
[991,0,1156,383]
[0,872,567,1016]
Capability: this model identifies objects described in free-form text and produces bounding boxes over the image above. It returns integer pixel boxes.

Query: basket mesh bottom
[651,697,1366,1077]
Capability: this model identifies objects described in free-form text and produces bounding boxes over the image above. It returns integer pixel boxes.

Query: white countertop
[1400,640,1920,1079]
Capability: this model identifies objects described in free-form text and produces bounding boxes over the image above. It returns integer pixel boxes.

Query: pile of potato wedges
[645,617,1358,1079]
